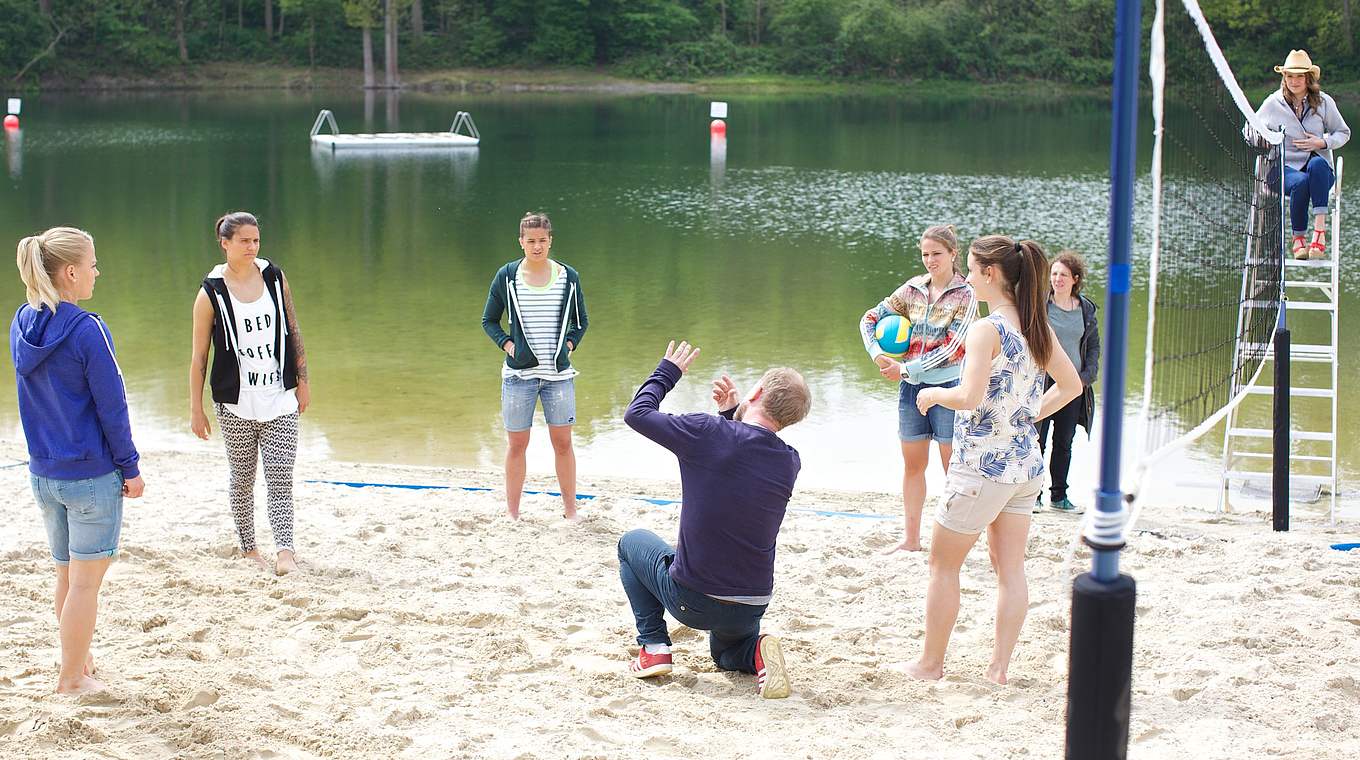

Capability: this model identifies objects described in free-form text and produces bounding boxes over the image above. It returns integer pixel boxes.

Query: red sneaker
[628,648,673,678]
[754,635,790,699]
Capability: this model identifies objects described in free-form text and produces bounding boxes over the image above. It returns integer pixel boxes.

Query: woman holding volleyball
[908,235,1081,684]
[859,224,976,553]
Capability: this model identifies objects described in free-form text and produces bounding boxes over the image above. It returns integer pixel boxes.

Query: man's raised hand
[712,374,740,411]
[662,340,701,374]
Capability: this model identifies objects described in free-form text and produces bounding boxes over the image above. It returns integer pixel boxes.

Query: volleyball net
[1134,0,1284,487]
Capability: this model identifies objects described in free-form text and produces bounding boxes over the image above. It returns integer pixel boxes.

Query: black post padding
[1273,326,1290,532]
[1065,572,1136,760]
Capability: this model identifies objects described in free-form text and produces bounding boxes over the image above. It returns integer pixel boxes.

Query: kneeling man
[618,340,811,699]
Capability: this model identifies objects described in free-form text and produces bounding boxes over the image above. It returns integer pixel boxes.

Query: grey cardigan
[1254,90,1351,170]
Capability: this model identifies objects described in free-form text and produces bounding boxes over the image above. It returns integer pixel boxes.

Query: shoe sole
[758,637,791,699]
[629,663,672,679]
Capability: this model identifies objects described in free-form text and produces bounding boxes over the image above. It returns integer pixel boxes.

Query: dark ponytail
[1014,240,1052,366]
[970,235,1053,366]
[215,211,259,242]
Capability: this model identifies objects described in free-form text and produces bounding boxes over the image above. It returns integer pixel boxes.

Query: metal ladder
[1221,156,1342,522]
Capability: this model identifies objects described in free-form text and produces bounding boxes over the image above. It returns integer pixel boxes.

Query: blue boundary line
[1331,543,1360,551]
[305,479,893,521]
[304,479,597,500]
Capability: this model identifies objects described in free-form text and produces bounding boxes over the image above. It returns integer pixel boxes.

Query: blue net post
[1064,0,1138,757]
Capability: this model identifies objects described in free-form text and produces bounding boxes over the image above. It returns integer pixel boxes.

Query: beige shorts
[935,465,1043,535]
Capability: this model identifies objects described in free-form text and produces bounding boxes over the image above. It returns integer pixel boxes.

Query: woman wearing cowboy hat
[1255,49,1351,260]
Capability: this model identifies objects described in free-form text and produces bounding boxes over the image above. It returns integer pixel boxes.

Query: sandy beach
[1,441,1357,759]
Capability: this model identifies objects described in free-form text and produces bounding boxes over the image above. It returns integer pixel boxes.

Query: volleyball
[873,314,912,359]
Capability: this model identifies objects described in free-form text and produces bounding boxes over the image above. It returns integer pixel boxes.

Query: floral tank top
[950,314,1047,484]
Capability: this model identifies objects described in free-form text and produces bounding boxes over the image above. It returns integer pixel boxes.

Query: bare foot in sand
[275,550,298,576]
[243,550,270,571]
[985,664,1008,685]
[564,508,582,524]
[880,540,924,555]
[903,660,943,681]
[84,652,96,676]
[56,674,106,695]
[507,504,520,521]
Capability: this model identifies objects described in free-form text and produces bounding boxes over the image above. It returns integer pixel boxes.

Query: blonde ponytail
[15,227,94,311]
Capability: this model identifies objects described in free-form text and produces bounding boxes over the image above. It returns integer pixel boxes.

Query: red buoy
[710,119,726,135]
[2,115,17,130]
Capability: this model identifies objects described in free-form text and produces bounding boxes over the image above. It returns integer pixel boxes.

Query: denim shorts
[502,375,577,432]
[31,470,125,565]
[899,378,959,444]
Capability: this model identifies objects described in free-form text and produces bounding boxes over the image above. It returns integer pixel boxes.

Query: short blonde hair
[16,227,93,311]
[758,367,812,429]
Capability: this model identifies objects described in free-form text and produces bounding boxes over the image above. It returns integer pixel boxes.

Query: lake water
[1,90,1352,514]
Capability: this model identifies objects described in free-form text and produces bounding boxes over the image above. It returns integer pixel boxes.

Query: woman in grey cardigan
[1255,49,1351,260]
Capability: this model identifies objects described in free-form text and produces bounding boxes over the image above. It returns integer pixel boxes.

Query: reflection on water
[4,128,18,180]
[709,132,726,190]
[0,92,1353,513]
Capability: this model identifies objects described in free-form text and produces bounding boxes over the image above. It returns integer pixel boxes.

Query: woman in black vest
[189,212,310,575]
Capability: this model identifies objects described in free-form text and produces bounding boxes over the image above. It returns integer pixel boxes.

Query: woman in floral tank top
[905,235,1082,686]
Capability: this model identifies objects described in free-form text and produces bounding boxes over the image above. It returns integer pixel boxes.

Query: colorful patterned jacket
[859,272,976,386]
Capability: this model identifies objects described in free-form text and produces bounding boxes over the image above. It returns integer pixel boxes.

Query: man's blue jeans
[617,528,765,674]
[1283,155,1335,234]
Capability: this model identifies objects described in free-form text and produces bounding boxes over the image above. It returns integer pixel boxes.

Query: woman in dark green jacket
[482,212,588,521]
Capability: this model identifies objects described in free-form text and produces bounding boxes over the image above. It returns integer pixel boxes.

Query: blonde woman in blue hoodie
[12,227,145,695]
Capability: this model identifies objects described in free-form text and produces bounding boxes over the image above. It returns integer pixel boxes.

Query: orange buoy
[2,115,17,130]
[710,119,726,135]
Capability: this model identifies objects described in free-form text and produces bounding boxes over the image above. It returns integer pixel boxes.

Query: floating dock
[310,109,480,150]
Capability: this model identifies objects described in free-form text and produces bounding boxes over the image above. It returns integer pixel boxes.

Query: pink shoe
[628,648,673,678]
[754,635,790,699]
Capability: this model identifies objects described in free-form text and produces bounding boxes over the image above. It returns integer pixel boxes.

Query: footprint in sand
[1134,728,1165,744]
[953,714,984,729]
[576,725,619,745]
[1171,686,1202,702]
[183,689,220,710]
[1325,675,1359,700]
[269,703,302,720]
[141,614,169,632]
[74,689,124,707]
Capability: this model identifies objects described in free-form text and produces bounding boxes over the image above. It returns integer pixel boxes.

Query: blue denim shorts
[899,378,959,444]
[31,470,125,565]
[502,375,577,432]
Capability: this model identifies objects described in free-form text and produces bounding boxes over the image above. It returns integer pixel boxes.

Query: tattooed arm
[281,273,310,413]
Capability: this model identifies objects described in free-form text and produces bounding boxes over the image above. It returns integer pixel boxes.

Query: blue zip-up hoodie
[10,302,140,480]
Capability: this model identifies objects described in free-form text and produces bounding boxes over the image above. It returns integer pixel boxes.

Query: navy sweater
[11,302,140,480]
[623,360,801,597]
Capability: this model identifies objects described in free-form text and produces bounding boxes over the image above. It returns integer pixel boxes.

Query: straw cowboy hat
[1275,49,1321,79]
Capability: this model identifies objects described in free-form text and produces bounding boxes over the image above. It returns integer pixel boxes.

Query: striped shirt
[503,261,577,381]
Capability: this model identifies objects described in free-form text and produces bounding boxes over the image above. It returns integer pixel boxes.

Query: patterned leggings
[215,405,298,554]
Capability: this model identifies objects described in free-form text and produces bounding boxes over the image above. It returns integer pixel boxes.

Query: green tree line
[3,0,1359,87]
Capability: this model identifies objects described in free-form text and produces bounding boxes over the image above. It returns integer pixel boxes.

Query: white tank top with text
[224,289,298,422]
